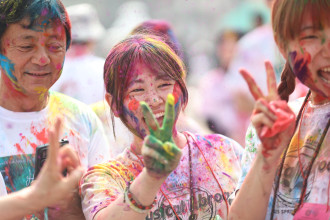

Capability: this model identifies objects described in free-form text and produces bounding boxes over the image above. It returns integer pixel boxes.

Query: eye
[158,83,172,88]
[48,43,64,52]
[17,45,33,52]
[130,88,144,93]
[300,35,317,40]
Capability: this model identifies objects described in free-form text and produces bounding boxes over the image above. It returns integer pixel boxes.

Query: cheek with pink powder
[56,63,62,70]
[128,98,139,111]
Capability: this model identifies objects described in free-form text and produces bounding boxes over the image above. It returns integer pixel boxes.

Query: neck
[0,80,49,112]
[310,91,330,106]
[130,130,187,155]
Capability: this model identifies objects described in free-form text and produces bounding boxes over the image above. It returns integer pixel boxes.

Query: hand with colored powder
[140,94,182,178]
[240,61,296,161]
[32,118,84,214]
[0,118,84,219]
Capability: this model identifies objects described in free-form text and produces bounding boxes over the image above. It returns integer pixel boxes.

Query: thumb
[65,167,84,189]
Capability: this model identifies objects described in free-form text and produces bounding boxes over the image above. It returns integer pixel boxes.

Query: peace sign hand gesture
[140,94,182,179]
[240,61,296,161]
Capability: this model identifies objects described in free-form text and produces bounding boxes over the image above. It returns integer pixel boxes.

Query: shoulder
[49,91,99,118]
[81,159,134,188]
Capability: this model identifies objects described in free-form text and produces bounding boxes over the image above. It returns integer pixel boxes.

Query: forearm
[229,154,278,220]
[94,168,165,220]
[0,186,44,220]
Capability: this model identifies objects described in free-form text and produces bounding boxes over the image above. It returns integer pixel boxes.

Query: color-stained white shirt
[0,173,6,197]
[0,91,111,194]
[80,133,243,220]
[238,98,330,220]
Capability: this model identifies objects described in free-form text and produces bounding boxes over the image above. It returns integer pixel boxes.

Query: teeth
[320,75,330,84]
[321,67,330,72]
[154,112,164,118]
[26,72,49,76]
[319,68,330,84]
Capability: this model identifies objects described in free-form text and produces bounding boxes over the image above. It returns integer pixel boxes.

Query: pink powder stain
[128,99,139,111]
[40,57,47,64]
[69,130,75,137]
[88,193,95,200]
[172,82,181,104]
[30,126,48,145]
[14,143,25,154]
[30,143,38,152]
[41,8,49,16]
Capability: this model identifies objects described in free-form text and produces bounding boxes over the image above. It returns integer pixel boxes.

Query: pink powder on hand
[261,101,295,138]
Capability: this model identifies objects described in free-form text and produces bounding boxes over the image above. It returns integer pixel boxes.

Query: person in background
[0,0,111,219]
[52,3,106,104]
[229,0,330,219]
[80,34,243,220]
[198,30,244,141]
[0,118,83,219]
[224,0,308,146]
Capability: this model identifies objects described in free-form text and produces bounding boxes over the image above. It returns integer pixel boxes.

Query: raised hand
[31,117,84,213]
[240,61,296,159]
[140,94,182,178]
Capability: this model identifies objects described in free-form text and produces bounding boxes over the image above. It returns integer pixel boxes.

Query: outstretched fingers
[47,117,62,171]
[265,61,278,100]
[140,101,160,135]
[162,94,175,140]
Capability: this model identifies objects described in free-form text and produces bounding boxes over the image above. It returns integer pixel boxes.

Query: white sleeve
[87,111,112,167]
[0,173,7,197]
[236,124,260,190]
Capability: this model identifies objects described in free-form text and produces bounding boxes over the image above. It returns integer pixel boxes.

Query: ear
[105,93,120,117]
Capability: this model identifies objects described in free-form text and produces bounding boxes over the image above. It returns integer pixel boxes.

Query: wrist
[20,185,45,213]
[143,168,168,183]
[128,168,165,206]
[255,152,279,174]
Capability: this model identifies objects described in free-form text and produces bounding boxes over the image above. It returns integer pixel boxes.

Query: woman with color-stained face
[229,1,330,220]
[79,35,244,220]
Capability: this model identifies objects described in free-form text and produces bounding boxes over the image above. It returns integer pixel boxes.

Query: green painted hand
[140,94,182,177]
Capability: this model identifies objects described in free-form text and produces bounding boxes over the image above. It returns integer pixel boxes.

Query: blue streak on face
[0,54,16,83]
[122,105,146,139]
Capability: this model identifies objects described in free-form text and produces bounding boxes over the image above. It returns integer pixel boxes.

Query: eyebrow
[155,74,171,81]
[18,35,35,40]
[127,78,144,89]
[300,25,316,31]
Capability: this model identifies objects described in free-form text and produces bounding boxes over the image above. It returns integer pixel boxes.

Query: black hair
[0,0,71,50]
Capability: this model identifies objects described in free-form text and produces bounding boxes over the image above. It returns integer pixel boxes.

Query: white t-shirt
[80,133,243,220]
[51,54,106,104]
[238,98,330,220]
[0,91,111,194]
[0,173,6,197]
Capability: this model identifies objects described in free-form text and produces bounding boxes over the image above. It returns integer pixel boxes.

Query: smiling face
[0,17,67,97]
[286,13,330,102]
[122,62,182,139]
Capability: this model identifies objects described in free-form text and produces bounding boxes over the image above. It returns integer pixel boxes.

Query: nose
[145,91,164,108]
[31,46,50,66]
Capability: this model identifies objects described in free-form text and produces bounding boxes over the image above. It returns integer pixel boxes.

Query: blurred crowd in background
[55,0,308,153]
